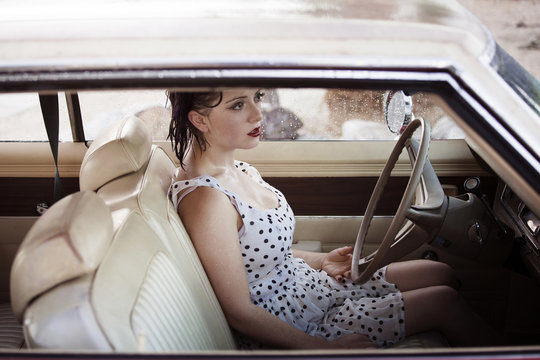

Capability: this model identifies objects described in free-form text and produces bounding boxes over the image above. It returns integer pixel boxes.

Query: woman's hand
[321,246,353,282]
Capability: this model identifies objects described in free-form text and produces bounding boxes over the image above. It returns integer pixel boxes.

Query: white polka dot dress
[170,161,406,348]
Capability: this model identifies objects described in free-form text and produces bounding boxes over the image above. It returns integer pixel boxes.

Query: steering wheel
[351,117,447,284]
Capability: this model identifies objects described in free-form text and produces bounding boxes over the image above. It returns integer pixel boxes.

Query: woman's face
[203,89,265,151]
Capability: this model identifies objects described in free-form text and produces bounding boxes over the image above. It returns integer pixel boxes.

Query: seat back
[82,115,235,350]
[10,115,235,351]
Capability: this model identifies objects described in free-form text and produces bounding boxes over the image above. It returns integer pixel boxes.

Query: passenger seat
[10,115,235,351]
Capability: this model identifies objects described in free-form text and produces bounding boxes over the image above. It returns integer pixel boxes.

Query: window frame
[1,66,538,211]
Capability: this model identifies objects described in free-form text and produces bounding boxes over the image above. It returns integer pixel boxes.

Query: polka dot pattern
[170,161,405,348]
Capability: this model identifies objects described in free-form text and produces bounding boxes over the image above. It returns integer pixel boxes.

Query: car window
[265,89,464,140]
[1,88,463,143]
[77,90,170,140]
[75,88,463,142]
[0,92,71,141]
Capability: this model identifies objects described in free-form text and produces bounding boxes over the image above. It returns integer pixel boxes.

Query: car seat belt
[39,93,64,204]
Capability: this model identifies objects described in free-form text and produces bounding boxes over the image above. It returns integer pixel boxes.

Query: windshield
[491,44,540,117]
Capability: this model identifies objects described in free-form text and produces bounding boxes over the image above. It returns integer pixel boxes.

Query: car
[0,0,539,359]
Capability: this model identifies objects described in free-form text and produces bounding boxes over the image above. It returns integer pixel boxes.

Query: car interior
[0,87,539,353]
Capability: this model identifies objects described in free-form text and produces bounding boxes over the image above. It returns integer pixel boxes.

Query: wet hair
[167,91,223,169]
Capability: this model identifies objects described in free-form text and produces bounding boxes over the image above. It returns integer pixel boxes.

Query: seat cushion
[10,191,113,321]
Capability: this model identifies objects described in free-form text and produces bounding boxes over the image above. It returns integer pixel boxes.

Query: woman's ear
[188,110,209,133]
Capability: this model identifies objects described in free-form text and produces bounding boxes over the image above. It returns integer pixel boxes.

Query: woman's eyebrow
[225,95,247,104]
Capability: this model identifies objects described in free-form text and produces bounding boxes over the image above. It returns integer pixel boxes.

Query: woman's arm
[178,188,372,349]
[291,249,326,269]
[293,247,354,281]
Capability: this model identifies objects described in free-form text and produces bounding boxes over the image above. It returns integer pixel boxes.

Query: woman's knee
[428,284,460,303]
[386,260,459,291]
[428,261,459,289]
[402,285,462,336]
[408,285,464,321]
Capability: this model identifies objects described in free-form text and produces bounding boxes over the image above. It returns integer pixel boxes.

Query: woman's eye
[231,101,244,110]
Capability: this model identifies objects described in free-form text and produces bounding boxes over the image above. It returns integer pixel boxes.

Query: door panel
[0,217,37,302]
[294,216,392,254]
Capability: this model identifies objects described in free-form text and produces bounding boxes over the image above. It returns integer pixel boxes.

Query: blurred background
[458,0,539,78]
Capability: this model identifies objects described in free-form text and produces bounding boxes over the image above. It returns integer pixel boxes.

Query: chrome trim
[0,65,459,93]
[0,55,456,74]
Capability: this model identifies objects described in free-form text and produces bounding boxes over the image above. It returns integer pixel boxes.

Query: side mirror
[384,90,413,134]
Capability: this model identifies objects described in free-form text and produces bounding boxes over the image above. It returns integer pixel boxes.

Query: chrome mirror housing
[384,90,413,134]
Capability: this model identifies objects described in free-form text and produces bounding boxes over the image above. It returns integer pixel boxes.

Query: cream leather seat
[81,115,235,350]
[10,116,235,351]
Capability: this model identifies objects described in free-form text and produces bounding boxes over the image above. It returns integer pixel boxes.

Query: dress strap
[235,161,264,183]
[169,175,244,214]
[171,185,198,209]
[170,161,260,211]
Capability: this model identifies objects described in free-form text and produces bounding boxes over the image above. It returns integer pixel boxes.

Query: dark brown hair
[167,91,223,169]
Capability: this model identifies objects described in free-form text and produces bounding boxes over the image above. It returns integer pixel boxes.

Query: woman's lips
[248,127,261,137]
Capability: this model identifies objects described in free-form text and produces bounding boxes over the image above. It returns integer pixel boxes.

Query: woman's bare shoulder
[178,185,230,213]
[178,185,241,246]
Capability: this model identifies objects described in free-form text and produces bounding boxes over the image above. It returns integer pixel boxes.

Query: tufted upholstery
[79,115,152,192]
[10,116,235,351]
[12,191,236,350]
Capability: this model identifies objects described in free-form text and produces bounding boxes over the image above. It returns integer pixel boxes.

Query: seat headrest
[80,115,152,191]
[10,191,113,321]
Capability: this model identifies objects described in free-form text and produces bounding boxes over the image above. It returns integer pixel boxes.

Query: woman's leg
[401,285,500,346]
[385,260,499,346]
[385,259,460,291]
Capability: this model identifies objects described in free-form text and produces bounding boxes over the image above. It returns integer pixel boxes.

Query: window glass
[261,89,464,140]
[0,93,71,141]
[78,90,169,140]
[77,88,463,142]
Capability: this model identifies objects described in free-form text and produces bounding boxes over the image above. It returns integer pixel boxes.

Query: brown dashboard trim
[268,176,497,216]
[0,176,497,217]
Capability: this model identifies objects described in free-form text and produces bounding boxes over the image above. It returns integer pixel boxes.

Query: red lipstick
[248,127,261,137]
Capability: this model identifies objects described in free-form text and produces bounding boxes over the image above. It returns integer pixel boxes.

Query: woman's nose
[249,102,263,122]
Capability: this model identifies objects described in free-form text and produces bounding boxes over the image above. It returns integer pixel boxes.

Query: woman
[168,89,497,349]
